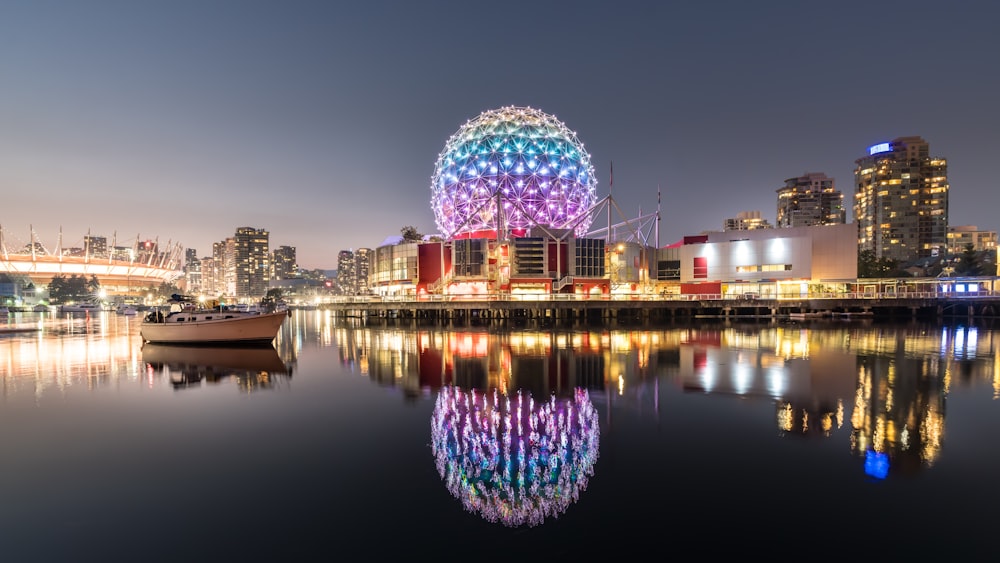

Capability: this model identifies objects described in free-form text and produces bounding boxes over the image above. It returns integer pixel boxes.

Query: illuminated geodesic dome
[430,106,598,238]
[430,386,600,528]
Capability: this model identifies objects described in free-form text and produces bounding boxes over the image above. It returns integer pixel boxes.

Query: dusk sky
[2,0,998,270]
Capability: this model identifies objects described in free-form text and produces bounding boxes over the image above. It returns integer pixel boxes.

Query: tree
[954,243,985,276]
[858,249,906,278]
[138,281,182,302]
[401,225,423,242]
[47,274,101,304]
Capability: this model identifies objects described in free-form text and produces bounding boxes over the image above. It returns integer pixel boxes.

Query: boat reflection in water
[142,344,293,392]
[430,386,600,527]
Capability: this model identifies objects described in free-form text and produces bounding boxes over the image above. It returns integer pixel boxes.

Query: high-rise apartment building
[776,172,845,228]
[199,256,215,296]
[83,235,108,259]
[854,136,949,263]
[355,248,371,295]
[337,250,356,295]
[212,238,237,298]
[234,227,269,299]
[182,248,201,294]
[272,245,297,280]
[723,211,773,231]
[207,242,224,296]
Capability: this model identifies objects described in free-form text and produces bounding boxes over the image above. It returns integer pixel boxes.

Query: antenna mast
[607,161,613,244]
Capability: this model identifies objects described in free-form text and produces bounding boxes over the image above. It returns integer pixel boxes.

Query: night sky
[2,0,997,269]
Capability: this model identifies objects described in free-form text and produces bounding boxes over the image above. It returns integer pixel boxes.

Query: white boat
[32,304,50,313]
[140,306,288,345]
[116,304,138,316]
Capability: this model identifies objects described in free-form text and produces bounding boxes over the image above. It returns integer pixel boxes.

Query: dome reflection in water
[430,386,600,527]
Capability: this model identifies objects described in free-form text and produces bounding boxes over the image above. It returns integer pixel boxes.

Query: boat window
[177,318,185,322]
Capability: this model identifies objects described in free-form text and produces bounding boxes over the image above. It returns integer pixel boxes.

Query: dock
[314,294,1000,326]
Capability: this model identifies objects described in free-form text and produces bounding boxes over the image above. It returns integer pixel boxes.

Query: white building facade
[678,223,857,298]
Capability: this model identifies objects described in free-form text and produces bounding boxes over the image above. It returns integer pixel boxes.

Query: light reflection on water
[2,310,1000,558]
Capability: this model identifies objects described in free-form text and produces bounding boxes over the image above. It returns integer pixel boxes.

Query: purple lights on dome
[430,386,600,527]
[430,106,598,238]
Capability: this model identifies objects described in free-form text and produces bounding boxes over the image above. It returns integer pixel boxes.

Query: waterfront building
[370,240,419,295]
[364,105,858,301]
[723,211,773,231]
[657,223,858,298]
[853,136,949,263]
[385,105,616,298]
[776,172,845,228]
[369,232,611,298]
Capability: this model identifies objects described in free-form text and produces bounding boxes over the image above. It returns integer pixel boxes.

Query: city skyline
[3,0,998,269]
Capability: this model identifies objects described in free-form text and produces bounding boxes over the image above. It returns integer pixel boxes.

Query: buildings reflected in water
[3,311,999,486]
[0,312,298,396]
[329,320,1000,482]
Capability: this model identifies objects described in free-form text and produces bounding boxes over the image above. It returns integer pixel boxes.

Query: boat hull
[140,310,287,345]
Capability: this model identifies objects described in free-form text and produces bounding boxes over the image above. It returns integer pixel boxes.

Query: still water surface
[1,311,999,559]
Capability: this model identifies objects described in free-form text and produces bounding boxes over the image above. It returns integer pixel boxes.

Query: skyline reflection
[3,311,998,483]
[330,320,998,481]
[5,311,1000,555]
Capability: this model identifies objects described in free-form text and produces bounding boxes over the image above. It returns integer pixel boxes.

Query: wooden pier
[311,294,1000,326]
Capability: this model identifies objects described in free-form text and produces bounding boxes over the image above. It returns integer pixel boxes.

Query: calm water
[1,310,999,560]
